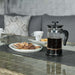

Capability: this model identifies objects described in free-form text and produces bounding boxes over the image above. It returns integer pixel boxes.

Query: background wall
[3,0,75,16]
[0,0,74,16]
[0,0,4,14]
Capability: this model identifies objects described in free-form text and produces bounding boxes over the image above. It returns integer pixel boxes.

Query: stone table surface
[0,51,75,75]
[0,34,75,75]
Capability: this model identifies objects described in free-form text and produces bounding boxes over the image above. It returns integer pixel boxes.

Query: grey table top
[0,34,75,75]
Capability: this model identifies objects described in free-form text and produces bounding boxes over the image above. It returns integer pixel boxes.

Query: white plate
[9,43,43,53]
[28,39,47,45]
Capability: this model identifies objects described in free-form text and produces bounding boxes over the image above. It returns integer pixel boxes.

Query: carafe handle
[59,29,69,46]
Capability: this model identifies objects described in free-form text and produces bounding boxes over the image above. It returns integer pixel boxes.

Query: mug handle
[31,32,34,36]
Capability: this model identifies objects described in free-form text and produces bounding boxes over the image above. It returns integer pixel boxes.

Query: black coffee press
[46,21,69,56]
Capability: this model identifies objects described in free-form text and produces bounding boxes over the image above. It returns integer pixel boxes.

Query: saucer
[28,39,47,45]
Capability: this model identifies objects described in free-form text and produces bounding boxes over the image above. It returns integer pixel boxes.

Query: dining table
[0,34,75,75]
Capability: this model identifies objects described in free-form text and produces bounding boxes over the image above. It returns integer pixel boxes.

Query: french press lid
[47,21,63,28]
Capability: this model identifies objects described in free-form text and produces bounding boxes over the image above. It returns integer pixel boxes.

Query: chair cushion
[4,15,31,36]
[0,15,4,29]
[28,16,42,36]
[42,14,75,43]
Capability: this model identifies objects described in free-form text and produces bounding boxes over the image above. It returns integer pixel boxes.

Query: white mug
[31,31,44,41]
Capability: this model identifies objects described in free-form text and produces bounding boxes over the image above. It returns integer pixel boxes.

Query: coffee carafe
[46,21,69,56]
